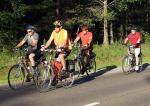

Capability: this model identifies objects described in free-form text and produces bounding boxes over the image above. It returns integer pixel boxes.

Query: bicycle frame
[42,48,75,88]
[15,49,34,75]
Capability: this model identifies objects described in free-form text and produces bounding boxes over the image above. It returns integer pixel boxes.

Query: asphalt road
[0,64,150,106]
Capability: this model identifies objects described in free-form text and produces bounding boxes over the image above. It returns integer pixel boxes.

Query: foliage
[0,0,150,49]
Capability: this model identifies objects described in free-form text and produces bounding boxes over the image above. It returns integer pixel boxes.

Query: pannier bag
[66,60,75,72]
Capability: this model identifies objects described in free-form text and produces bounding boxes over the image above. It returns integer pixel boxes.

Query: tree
[0,0,28,49]
[103,0,109,46]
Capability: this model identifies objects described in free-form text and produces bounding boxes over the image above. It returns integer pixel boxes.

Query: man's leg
[29,53,36,71]
[25,53,32,82]
[58,53,66,75]
[134,48,141,70]
[85,50,90,67]
[81,50,86,66]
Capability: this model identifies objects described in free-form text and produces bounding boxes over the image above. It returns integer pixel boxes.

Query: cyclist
[124,27,142,71]
[73,24,93,74]
[41,20,72,75]
[15,25,40,82]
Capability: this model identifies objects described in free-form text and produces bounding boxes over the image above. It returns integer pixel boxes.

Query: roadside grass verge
[0,43,150,85]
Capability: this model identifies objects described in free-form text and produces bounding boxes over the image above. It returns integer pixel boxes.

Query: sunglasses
[55,25,61,28]
[27,30,33,33]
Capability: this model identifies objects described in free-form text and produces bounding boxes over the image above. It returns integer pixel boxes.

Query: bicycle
[41,48,76,89]
[73,44,96,77]
[8,48,47,91]
[122,45,142,74]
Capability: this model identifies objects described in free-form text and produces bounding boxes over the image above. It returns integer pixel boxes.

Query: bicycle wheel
[75,60,82,78]
[138,55,143,72]
[61,72,75,88]
[8,64,25,90]
[88,57,96,75]
[34,62,54,92]
[122,56,133,74]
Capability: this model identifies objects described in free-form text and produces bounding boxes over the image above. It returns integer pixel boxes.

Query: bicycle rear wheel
[61,72,75,88]
[122,56,133,74]
[8,64,25,90]
[34,62,54,92]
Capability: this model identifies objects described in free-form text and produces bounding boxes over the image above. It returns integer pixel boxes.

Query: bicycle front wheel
[75,60,82,78]
[34,62,54,92]
[8,64,25,90]
[88,57,96,75]
[122,56,133,74]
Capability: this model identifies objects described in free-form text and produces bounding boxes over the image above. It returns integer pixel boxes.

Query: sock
[62,67,66,70]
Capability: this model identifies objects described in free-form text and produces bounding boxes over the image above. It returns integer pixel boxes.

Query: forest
[0,0,150,50]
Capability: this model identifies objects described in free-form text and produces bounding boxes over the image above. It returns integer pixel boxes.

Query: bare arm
[68,39,72,50]
[137,38,141,43]
[45,34,54,48]
[124,38,129,44]
[74,36,80,44]
[15,40,26,48]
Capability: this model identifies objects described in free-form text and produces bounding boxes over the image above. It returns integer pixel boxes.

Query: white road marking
[83,102,100,106]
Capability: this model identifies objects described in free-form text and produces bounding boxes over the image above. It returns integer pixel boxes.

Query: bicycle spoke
[61,72,75,88]
[8,64,25,90]
[35,62,53,92]
[122,56,133,74]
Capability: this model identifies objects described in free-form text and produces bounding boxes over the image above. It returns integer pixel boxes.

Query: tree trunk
[120,24,124,42]
[103,0,109,46]
[55,0,60,19]
[146,1,149,32]
[110,22,114,44]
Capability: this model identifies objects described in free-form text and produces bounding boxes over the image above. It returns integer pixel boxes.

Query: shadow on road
[136,63,150,73]
[95,65,117,76]
[0,83,36,104]
[73,65,117,87]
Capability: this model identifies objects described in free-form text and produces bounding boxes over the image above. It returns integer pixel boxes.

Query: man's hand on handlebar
[82,44,89,49]
[40,45,46,51]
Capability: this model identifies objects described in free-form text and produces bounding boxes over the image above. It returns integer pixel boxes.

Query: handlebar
[41,48,55,54]
[72,43,81,48]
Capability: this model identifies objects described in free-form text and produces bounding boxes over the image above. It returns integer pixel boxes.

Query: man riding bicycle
[15,25,41,82]
[73,24,93,74]
[124,27,142,71]
[41,20,72,75]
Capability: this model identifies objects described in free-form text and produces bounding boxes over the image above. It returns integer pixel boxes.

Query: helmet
[26,25,36,30]
[131,26,137,31]
[53,20,62,26]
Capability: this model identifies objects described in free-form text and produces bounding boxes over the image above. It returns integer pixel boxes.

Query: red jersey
[78,31,92,47]
[127,32,141,48]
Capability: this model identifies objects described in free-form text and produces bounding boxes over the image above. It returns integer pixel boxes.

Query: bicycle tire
[75,60,82,78]
[8,64,25,90]
[34,62,54,92]
[61,71,75,88]
[122,56,133,74]
[88,57,96,75]
[138,55,143,72]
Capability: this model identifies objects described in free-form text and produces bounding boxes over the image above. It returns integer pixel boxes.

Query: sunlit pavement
[0,64,150,106]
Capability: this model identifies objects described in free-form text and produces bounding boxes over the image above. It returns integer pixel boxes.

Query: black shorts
[26,49,43,61]
[55,48,71,58]
[81,47,93,56]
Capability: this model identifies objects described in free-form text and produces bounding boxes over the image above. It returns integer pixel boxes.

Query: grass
[0,43,150,85]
